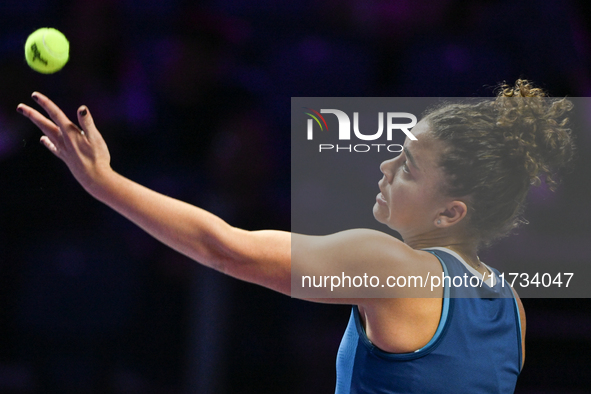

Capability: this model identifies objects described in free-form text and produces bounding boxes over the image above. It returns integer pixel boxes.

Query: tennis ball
[25,28,70,74]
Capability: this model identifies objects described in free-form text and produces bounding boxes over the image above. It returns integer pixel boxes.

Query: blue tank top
[335,247,522,394]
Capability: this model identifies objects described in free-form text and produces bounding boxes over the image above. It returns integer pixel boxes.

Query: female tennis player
[17,80,574,393]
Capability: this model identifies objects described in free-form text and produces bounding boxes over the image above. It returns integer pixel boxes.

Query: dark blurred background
[1,0,590,393]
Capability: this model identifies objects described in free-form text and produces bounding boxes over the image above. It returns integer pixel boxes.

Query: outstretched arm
[16,93,439,304]
[17,92,291,295]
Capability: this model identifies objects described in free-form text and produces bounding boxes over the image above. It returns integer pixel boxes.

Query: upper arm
[291,229,441,302]
[215,228,438,303]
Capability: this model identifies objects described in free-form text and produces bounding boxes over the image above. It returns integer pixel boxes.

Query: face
[373,119,450,238]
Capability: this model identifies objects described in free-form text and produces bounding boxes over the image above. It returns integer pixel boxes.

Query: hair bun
[494,79,575,190]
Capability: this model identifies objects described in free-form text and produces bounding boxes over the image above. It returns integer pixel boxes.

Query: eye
[402,161,410,173]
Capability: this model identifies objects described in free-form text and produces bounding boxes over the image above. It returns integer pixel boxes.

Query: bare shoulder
[294,228,403,249]
[293,229,443,300]
[294,230,445,351]
[293,228,425,270]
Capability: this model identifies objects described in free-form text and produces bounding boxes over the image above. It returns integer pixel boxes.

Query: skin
[375,121,481,273]
[16,93,525,366]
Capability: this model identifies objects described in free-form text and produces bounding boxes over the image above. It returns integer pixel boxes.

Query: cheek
[389,178,412,204]
[389,182,429,219]
[384,189,411,222]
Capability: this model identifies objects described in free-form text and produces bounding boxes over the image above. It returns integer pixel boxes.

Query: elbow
[189,226,292,296]
[197,226,248,276]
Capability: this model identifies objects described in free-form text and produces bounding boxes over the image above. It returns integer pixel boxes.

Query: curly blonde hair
[425,79,575,247]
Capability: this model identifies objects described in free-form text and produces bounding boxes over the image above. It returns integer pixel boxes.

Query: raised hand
[17,92,112,193]
[16,91,292,298]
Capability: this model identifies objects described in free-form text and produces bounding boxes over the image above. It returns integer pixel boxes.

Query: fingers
[77,106,96,139]
[18,93,88,146]
[17,103,62,142]
[17,93,111,191]
[18,103,63,157]
[31,92,73,132]
[40,136,60,157]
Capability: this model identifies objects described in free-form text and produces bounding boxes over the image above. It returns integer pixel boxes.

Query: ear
[435,200,468,227]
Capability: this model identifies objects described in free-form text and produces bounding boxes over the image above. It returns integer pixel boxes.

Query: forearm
[88,169,238,271]
[18,93,291,294]
[85,169,291,294]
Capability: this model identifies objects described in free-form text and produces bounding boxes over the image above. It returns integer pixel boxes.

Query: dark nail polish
[80,109,87,117]
[32,94,39,102]
[17,106,24,114]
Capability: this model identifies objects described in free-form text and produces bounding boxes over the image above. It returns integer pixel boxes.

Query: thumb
[77,106,97,137]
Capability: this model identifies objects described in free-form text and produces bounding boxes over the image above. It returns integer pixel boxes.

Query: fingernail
[32,93,39,102]
[17,106,23,114]
[80,109,87,117]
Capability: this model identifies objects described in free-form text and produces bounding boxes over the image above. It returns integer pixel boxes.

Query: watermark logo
[303,108,329,138]
[304,109,418,152]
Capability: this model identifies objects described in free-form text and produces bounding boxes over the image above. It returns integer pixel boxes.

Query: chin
[372,203,387,225]
[373,206,403,234]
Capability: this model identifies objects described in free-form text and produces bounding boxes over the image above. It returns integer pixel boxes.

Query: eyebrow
[403,146,419,170]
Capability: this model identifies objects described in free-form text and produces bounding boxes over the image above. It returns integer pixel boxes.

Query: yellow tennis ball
[25,28,70,74]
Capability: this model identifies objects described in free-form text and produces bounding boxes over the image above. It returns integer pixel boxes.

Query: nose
[379,157,397,182]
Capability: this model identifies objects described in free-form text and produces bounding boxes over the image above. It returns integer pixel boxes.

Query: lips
[376,183,387,205]
[376,179,388,205]
[376,192,387,205]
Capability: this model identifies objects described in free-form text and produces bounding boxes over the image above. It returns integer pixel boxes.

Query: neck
[403,233,481,269]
